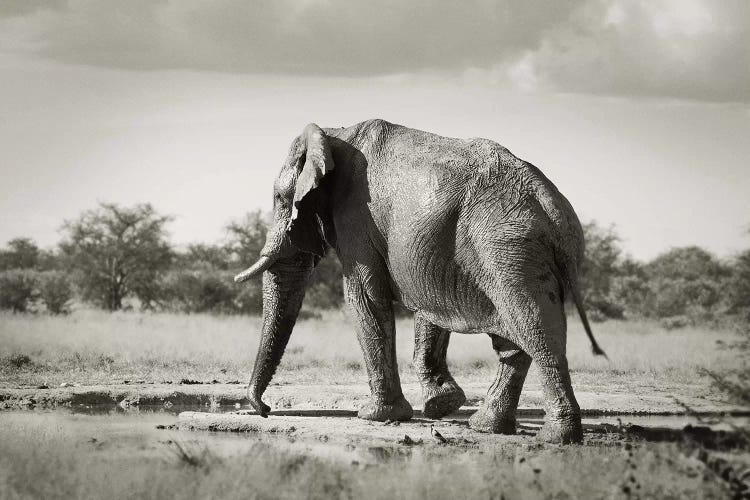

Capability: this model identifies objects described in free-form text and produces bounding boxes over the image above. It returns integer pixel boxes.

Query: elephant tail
[564,265,608,358]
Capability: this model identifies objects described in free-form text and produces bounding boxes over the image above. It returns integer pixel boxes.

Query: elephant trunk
[246,254,314,417]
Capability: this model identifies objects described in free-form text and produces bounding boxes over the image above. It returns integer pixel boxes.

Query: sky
[0,0,748,261]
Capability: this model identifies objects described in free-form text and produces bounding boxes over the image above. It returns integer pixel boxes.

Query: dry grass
[0,411,734,500]
[1,312,743,499]
[0,309,741,389]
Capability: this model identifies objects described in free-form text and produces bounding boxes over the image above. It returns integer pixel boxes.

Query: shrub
[38,271,73,315]
[0,269,39,312]
[645,247,729,322]
[7,354,32,368]
[0,238,39,271]
[724,249,750,321]
[162,270,239,314]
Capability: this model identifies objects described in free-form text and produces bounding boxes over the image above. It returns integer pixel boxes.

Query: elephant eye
[274,193,289,208]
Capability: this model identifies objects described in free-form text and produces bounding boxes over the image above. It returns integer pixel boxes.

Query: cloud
[526,0,750,102]
[0,0,65,18]
[0,0,747,102]
[0,0,576,72]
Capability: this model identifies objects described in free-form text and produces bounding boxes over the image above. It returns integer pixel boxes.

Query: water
[56,403,750,431]
[1,407,747,469]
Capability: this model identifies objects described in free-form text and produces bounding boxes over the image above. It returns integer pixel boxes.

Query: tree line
[0,202,748,327]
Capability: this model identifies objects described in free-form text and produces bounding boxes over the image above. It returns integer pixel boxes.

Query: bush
[162,270,239,314]
[6,354,32,368]
[724,249,750,320]
[0,238,40,271]
[645,247,729,323]
[610,273,651,319]
[38,271,73,315]
[0,269,39,312]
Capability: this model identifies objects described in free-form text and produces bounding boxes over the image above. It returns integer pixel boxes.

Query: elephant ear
[287,124,334,257]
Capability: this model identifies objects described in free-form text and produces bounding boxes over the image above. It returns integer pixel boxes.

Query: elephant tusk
[234,256,276,283]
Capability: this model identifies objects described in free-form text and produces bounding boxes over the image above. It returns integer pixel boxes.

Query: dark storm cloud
[1,0,747,102]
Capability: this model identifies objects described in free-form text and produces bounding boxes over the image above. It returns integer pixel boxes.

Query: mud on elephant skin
[234,119,606,444]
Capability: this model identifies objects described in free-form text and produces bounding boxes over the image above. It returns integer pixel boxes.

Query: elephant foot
[246,389,271,418]
[468,404,517,434]
[358,394,413,422]
[422,380,466,419]
[536,415,583,444]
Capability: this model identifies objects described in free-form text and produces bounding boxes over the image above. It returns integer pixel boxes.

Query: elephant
[234,119,606,444]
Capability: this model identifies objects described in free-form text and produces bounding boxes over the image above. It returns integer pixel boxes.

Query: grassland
[0,309,740,393]
[0,411,738,500]
[1,310,748,499]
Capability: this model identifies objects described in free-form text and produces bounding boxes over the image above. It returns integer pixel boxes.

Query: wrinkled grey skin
[236,119,605,444]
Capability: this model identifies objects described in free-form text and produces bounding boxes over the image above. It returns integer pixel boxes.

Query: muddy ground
[2,381,747,416]
[2,382,750,499]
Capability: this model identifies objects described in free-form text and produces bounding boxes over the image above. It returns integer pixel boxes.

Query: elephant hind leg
[497,281,582,444]
[468,335,531,434]
[413,312,466,419]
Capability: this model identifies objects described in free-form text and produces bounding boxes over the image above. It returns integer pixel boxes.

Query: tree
[580,221,625,320]
[224,211,270,313]
[60,203,173,311]
[0,238,40,271]
[225,211,269,267]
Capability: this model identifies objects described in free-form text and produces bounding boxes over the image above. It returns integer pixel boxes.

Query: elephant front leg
[413,313,466,419]
[469,336,531,434]
[344,271,413,422]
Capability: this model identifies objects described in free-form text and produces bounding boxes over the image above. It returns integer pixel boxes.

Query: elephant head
[234,123,335,416]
